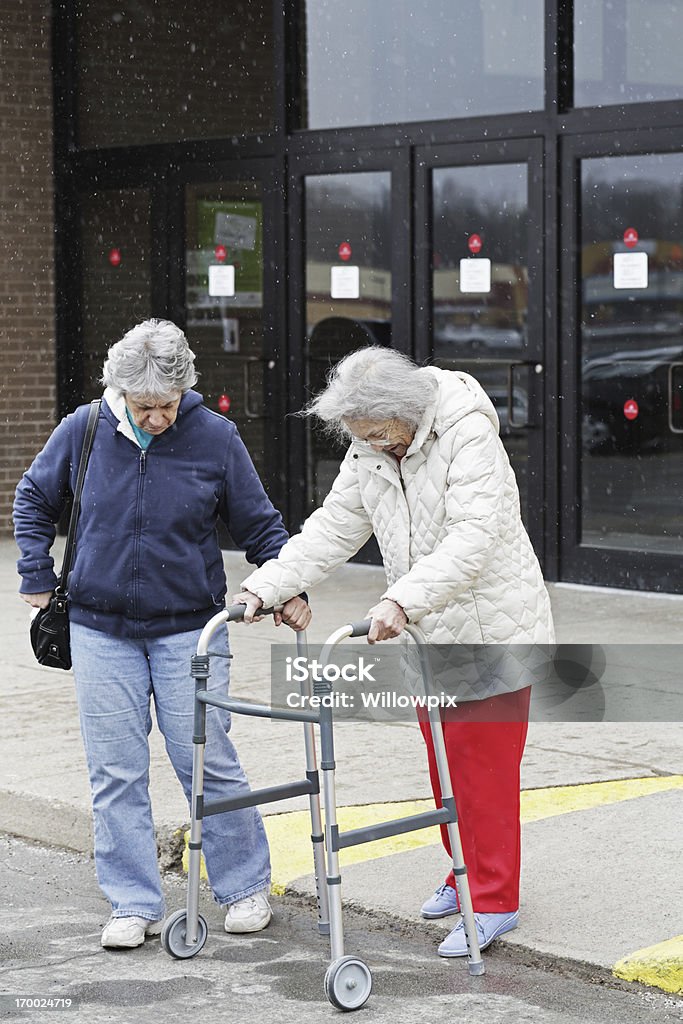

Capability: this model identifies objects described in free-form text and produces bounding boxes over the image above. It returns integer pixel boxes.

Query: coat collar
[103,387,140,446]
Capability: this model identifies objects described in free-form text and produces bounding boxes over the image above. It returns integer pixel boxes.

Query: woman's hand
[366,599,408,643]
[231,590,265,623]
[20,591,53,610]
[276,596,311,631]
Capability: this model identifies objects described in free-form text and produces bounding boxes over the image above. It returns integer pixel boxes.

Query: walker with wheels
[161,605,484,1011]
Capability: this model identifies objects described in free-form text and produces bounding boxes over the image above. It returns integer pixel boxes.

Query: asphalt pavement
[2,835,681,1023]
[1,538,681,1002]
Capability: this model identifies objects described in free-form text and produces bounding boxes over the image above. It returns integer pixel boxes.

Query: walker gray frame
[161,606,484,1011]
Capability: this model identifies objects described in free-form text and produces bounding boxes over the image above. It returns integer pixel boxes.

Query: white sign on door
[613,252,648,290]
[459,258,491,294]
[208,264,236,297]
[331,265,360,299]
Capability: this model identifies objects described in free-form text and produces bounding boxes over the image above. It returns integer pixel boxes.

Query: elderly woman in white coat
[235,346,554,957]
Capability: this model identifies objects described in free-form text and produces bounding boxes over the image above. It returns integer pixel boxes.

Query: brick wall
[0,0,56,533]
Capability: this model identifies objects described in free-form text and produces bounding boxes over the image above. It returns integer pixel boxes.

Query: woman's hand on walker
[276,596,311,631]
[231,590,265,623]
[366,599,408,643]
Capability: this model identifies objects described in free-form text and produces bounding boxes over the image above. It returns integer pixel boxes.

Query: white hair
[101,319,198,398]
[304,347,438,440]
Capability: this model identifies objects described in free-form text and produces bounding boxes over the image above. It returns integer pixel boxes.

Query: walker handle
[348,619,372,637]
[225,604,276,622]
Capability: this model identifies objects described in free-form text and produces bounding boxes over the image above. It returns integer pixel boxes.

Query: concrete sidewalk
[1,538,681,995]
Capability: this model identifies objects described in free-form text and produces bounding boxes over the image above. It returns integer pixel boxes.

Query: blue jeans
[70,622,270,920]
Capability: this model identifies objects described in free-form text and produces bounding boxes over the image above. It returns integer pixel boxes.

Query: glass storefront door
[287,150,410,543]
[289,143,547,567]
[580,152,683,554]
[182,179,267,477]
[562,137,683,591]
[415,141,546,556]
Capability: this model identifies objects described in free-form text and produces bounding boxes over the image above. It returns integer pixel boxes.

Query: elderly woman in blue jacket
[13,319,310,950]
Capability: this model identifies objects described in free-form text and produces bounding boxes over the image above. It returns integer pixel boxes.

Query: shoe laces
[235,894,263,913]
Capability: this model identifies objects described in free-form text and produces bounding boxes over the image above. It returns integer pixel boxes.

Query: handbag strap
[56,399,101,594]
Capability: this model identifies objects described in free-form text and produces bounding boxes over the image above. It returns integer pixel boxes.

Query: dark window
[75,0,274,148]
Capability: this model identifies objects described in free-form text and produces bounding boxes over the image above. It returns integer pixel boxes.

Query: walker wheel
[161,909,208,959]
[324,956,373,1011]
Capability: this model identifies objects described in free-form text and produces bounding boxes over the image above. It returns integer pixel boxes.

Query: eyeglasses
[350,434,396,448]
[349,420,399,448]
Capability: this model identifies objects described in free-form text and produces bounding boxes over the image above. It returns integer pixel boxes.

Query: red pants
[418,686,531,913]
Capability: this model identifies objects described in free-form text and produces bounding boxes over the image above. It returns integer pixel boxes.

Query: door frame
[413,138,549,565]
[560,128,683,592]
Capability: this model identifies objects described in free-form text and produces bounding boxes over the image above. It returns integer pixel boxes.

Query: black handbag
[30,400,100,670]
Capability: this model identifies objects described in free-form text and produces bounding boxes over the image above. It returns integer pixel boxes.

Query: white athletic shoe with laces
[101,915,163,949]
[438,911,519,957]
[224,891,272,934]
[421,882,460,919]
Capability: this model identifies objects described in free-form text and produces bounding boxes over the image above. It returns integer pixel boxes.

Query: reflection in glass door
[422,150,544,539]
[304,171,392,509]
[580,152,683,555]
[184,180,268,480]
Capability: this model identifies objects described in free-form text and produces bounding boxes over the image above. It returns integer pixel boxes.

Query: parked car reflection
[582,344,683,454]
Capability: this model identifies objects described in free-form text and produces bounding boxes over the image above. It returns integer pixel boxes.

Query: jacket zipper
[133,449,147,636]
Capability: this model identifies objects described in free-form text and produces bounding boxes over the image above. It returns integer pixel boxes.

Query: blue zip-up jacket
[13,390,290,638]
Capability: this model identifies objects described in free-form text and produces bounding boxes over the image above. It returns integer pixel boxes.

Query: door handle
[244,358,265,420]
[668,363,683,434]
[507,362,542,429]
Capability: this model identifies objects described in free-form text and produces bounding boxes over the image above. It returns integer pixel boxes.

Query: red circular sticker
[218,394,231,413]
[623,399,639,421]
[214,245,227,263]
[338,242,352,262]
[108,248,122,267]
[623,227,639,249]
[468,234,483,254]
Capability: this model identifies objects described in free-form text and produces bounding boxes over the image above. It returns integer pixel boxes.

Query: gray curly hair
[101,319,198,398]
[304,346,438,441]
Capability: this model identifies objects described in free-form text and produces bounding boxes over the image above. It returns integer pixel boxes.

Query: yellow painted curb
[180,800,440,892]
[266,800,440,895]
[182,774,683,896]
[520,774,683,823]
[613,935,683,995]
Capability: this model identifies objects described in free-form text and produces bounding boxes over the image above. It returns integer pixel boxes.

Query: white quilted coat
[242,367,554,646]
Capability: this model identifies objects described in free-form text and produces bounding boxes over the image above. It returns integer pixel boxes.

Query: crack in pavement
[524,744,675,776]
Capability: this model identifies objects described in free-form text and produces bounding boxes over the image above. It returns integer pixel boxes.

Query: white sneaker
[224,891,272,934]
[101,915,164,949]
[421,882,460,919]
[438,911,519,958]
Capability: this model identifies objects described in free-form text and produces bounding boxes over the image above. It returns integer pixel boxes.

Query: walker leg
[297,632,330,934]
[429,708,485,976]
[320,705,344,961]
[306,728,330,935]
[186,684,208,946]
